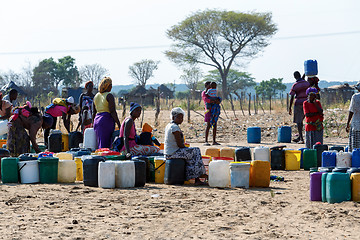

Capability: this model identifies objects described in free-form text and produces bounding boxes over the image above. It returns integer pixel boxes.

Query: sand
[2,109,360,239]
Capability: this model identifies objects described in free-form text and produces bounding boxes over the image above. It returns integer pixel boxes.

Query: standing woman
[303,87,324,149]
[164,107,207,185]
[120,102,159,157]
[78,81,95,132]
[93,77,121,148]
[346,82,360,152]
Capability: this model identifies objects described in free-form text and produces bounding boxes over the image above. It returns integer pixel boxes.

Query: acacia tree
[180,67,202,98]
[128,59,159,87]
[166,10,277,99]
[255,78,286,110]
[79,64,109,88]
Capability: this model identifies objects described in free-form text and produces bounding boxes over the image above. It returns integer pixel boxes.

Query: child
[81,105,92,133]
[138,123,160,146]
[205,82,219,110]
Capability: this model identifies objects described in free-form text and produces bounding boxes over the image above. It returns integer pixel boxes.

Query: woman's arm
[346,111,354,133]
[123,118,133,154]
[92,101,97,125]
[173,131,185,148]
[29,121,42,153]
[0,107,11,120]
[107,93,121,129]
[62,112,71,133]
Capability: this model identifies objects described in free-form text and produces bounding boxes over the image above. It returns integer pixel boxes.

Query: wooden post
[140,95,145,127]
[254,94,257,114]
[155,88,160,127]
[187,96,190,123]
[269,95,272,113]
[286,93,289,111]
[248,93,251,115]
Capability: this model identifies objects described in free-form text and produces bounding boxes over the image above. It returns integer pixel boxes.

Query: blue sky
[1,0,359,85]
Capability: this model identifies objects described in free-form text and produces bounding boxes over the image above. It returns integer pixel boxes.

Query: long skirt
[167,147,206,180]
[348,127,360,152]
[130,145,160,156]
[94,112,115,149]
[7,121,30,157]
[305,129,323,149]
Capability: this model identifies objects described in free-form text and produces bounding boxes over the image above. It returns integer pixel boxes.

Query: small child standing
[205,82,219,110]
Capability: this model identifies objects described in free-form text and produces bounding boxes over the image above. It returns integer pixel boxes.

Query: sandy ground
[2,108,360,239]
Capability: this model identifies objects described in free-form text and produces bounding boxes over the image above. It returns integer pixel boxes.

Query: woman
[7,105,53,156]
[77,81,95,133]
[303,87,324,149]
[164,107,207,185]
[0,92,12,120]
[93,77,121,148]
[346,82,360,151]
[120,102,159,157]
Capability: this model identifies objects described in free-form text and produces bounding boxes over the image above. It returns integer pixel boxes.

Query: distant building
[124,85,156,105]
[321,83,355,105]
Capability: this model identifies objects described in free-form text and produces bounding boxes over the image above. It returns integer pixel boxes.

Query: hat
[67,96,74,104]
[170,107,185,119]
[306,87,318,95]
[354,82,360,91]
[130,102,141,114]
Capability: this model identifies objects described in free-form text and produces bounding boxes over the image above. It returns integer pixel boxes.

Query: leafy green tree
[255,78,286,99]
[32,58,57,94]
[128,59,159,87]
[166,10,277,98]
[57,56,81,88]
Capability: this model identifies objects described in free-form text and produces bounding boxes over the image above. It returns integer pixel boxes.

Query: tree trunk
[269,95,272,113]
[220,102,229,119]
[248,93,251,116]
[229,94,237,118]
[221,75,228,99]
[235,93,245,116]
[254,94,257,115]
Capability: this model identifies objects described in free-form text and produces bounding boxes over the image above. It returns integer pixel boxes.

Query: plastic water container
[115,161,135,188]
[247,127,261,143]
[82,156,105,187]
[148,157,155,182]
[285,150,301,170]
[98,161,116,189]
[18,160,39,184]
[154,157,166,183]
[229,162,250,188]
[202,155,211,176]
[270,148,285,170]
[62,134,69,152]
[332,167,349,173]
[277,126,291,143]
[54,152,73,160]
[249,160,270,187]
[321,172,328,202]
[133,160,146,187]
[318,167,334,172]
[322,151,336,167]
[303,149,317,170]
[0,148,10,179]
[235,147,252,161]
[352,149,360,167]
[209,160,230,188]
[48,130,62,153]
[212,157,234,164]
[254,146,270,162]
[298,147,308,169]
[204,148,220,158]
[304,59,318,76]
[38,152,54,158]
[336,151,351,168]
[0,120,9,136]
[220,148,235,158]
[347,167,360,176]
[57,160,76,183]
[313,144,328,167]
[329,146,344,152]
[345,146,349,152]
[1,157,19,183]
[351,173,360,201]
[74,157,83,181]
[69,131,83,149]
[83,128,97,151]
[164,159,185,185]
[38,157,59,184]
[326,172,351,203]
[310,172,323,201]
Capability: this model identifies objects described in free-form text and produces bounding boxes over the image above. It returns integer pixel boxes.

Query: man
[289,71,310,144]
[3,89,18,107]
[202,81,220,145]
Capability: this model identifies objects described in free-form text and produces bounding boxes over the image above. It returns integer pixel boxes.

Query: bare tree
[128,59,159,87]
[0,70,21,85]
[79,64,109,88]
[180,67,202,98]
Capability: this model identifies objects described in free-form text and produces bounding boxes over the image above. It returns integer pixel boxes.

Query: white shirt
[350,92,360,130]
[164,122,181,155]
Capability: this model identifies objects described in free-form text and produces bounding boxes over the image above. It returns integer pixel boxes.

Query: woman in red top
[303,87,324,149]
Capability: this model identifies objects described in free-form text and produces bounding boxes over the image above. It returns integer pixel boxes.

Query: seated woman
[120,102,159,157]
[164,107,207,185]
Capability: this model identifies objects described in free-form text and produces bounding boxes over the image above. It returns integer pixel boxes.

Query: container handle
[154,161,165,171]
[18,162,27,172]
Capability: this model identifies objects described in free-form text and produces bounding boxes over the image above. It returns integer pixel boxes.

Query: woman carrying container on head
[77,81,95,133]
[303,87,324,149]
[119,102,159,158]
[164,107,207,185]
[346,82,360,152]
[93,77,121,148]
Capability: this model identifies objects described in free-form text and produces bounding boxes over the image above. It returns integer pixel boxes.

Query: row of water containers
[247,126,293,144]
[310,167,360,203]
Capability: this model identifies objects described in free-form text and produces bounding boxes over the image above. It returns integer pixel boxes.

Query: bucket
[57,160,76,183]
[115,161,135,188]
[62,134,69,152]
[220,148,235,158]
[98,161,116,189]
[249,160,270,187]
[209,160,230,188]
[351,173,360,202]
[82,156,106,187]
[254,146,270,162]
[322,151,336,167]
[38,157,59,184]
[74,157,83,181]
[303,149,317,170]
[154,157,166,184]
[83,128,97,151]
[277,126,291,143]
[164,159,185,185]
[336,151,351,168]
[18,160,39,184]
[1,157,19,183]
[235,147,252,161]
[247,127,261,143]
[326,172,351,204]
[229,162,250,188]
[204,148,220,158]
[285,150,301,170]
[310,172,323,201]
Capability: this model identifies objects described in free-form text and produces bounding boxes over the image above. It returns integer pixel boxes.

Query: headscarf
[170,107,185,120]
[85,81,93,89]
[306,87,318,95]
[98,77,112,93]
[142,123,153,133]
[66,96,74,104]
[130,102,141,114]
[354,82,360,91]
